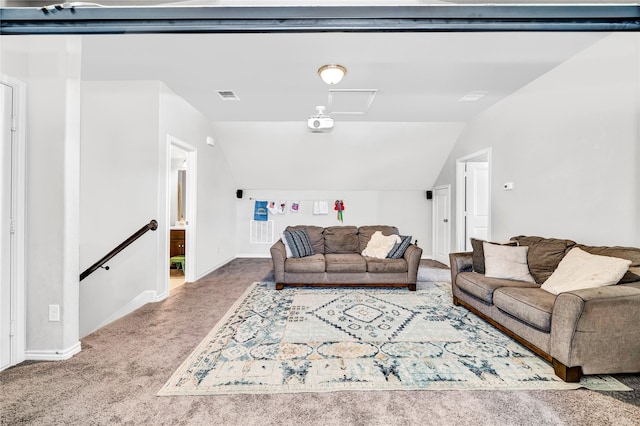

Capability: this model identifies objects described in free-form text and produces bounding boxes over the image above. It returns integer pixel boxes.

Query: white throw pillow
[483,242,536,283]
[540,247,631,295]
[281,234,293,258]
[362,231,401,259]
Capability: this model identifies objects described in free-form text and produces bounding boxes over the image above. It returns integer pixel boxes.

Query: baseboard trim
[25,341,81,361]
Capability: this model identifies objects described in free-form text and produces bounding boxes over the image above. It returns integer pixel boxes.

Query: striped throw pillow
[283,229,314,258]
[387,235,412,259]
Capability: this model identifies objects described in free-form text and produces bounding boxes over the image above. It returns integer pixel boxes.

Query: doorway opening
[432,184,451,266]
[163,135,197,296]
[456,148,492,252]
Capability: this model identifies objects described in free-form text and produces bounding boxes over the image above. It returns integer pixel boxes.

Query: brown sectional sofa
[450,236,640,382]
[270,225,422,291]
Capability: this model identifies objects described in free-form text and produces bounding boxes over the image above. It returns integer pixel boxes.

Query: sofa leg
[552,359,582,382]
[408,283,416,291]
[452,296,460,306]
[275,283,284,290]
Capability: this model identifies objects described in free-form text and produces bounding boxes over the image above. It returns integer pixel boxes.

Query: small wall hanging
[313,201,329,215]
[334,199,345,222]
[267,201,278,215]
[254,200,268,221]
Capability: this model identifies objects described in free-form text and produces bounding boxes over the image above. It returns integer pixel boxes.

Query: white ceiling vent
[217,90,240,101]
[458,91,488,102]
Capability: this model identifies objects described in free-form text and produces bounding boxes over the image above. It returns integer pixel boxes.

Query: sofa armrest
[270,240,286,283]
[551,285,640,373]
[404,244,423,284]
[448,252,473,285]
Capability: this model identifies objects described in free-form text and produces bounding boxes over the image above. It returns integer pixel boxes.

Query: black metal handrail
[80,219,158,282]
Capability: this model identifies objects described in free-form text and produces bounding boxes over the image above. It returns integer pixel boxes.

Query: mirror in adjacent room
[177,168,187,226]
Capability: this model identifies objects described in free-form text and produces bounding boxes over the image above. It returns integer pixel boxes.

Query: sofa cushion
[286,225,325,254]
[284,254,326,273]
[361,231,401,259]
[365,257,408,273]
[577,244,640,284]
[471,238,517,274]
[493,287,555,332]
[483,242,535,283]
[510,236,577,283]
[540,247,632,295]
[358,226,399,252]
[283,229,314,258]
[325,253,367,273]
[324,226,359,254]
[456,272,539,304]
[387,235,413,259]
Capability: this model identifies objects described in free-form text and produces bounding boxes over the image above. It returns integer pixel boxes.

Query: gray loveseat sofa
[450,236,640,382]
[271,225,422,291]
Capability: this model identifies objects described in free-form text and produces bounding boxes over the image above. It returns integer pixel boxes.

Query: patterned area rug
[159,282,629,395]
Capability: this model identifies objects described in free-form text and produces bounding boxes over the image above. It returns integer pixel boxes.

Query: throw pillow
[387,235,412,259]
[471,238,517,274]
[540,247,632,295]
[483,242,536,283]
[281,234,293,258]
[362,231,401,259]
[283,229,314,258]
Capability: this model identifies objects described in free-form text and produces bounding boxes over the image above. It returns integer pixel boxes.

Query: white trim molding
[456,148,492,252]
[159,135,198,298]
[25,341,82,362]
[1,75,27,370]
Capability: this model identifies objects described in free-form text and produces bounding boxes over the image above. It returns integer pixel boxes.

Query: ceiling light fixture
[318,64,347,85]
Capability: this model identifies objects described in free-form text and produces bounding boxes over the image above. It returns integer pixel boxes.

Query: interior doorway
[0,77,26,372]
[456,148,492,251]
[164,136,197,296]
[432,185,451,265]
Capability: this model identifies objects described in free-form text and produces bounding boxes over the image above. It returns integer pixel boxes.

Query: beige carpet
[1,258,640,425]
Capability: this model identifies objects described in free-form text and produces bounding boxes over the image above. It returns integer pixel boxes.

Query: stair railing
[80,219,158,281]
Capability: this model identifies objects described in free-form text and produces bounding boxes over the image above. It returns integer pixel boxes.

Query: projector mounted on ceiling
[307,106,334,132]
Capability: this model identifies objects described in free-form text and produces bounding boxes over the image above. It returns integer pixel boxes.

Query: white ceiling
[80,31,605,190]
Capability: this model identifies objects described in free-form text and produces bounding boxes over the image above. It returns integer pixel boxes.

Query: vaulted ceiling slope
[80,32,605,190]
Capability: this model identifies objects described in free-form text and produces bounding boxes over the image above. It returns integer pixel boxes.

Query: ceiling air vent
[217,90,240,101]
[458,91,488,102]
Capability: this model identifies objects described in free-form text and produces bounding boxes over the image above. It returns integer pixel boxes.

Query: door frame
[0,76,26,371]
[158,135,197,299]
[456,148,492,252]
[432,184,451,266]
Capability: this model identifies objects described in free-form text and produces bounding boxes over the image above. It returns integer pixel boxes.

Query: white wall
[79,81,238,337]
[434,33,640,248]
[235,189,431,257]
[80,81,162,337]
[1,36,82,358]
[159,84,238,279]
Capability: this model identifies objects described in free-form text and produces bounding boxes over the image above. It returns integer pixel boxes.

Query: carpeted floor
[2,258,640,425]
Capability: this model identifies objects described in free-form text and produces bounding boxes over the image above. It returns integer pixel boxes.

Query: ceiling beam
[1,5,639,35]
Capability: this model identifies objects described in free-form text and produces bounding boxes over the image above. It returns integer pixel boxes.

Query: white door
[464,162,489,251]
[0,82,13,371]
[433,185,451,265]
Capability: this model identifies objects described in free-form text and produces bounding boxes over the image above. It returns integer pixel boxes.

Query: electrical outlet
[49,304,60,322]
